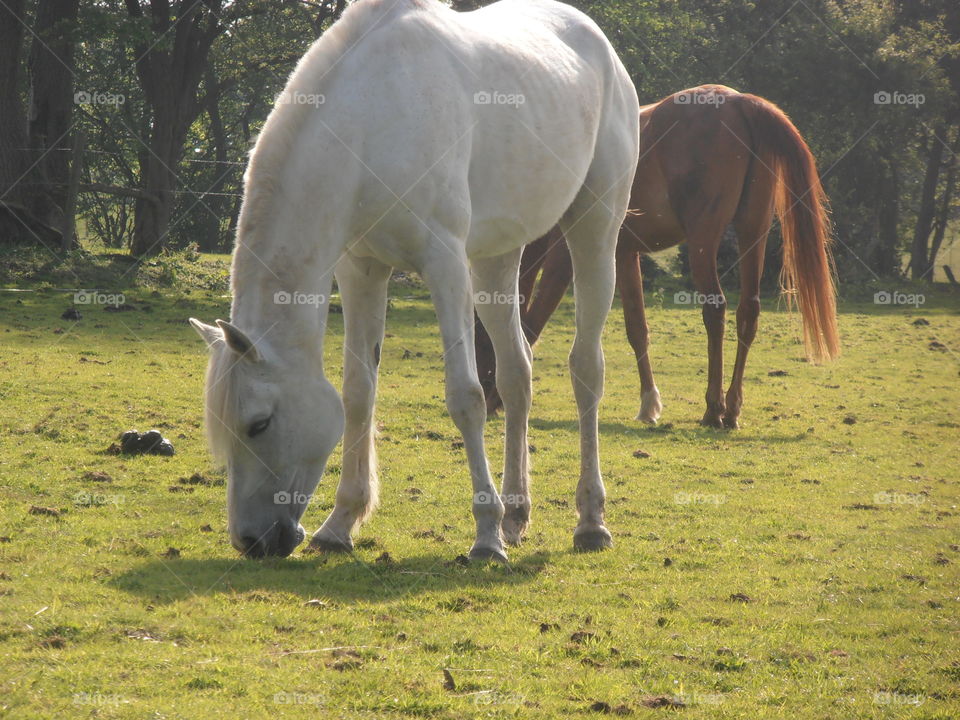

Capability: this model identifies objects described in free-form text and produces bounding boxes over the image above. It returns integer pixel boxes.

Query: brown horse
[476,84,839,428]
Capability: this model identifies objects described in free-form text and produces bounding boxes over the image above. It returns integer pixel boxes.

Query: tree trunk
[126,0,224,257]
[910,129,945,280]
[27,0,80,230]
[0,0,30,242]
[927,128,959,279]
[877,163,900,277]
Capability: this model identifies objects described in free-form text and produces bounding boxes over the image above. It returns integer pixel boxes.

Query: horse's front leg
[310,254,391,552]
[423,251,506,563]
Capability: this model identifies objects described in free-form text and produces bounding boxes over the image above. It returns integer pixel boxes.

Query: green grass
[0,250,958,718]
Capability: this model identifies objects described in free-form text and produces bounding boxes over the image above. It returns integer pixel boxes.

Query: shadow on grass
[110,550,551,605]
[529,417,812,443]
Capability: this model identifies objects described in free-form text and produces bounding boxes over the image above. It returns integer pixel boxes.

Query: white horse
[190,0,639,560]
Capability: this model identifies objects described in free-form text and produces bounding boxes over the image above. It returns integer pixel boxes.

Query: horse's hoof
[468,545,509,564]
[573,527,613,552]
[721,415,740,430]
[501,508,529,547]
[308,534,353,553]
[636,390,662,424]
[700,413,725,429]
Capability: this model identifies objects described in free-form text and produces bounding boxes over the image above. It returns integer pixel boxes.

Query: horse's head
[190,318,344,557]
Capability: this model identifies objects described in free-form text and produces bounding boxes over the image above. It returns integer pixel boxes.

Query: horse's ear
[215,319,262,362]
[189,318,222,348]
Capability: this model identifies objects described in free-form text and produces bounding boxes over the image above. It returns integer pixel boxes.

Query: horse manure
[61,308,81,321]
[912,317,930,326]
[632,449,651,459]
[539,622,560,633]
[570,631,595,644]
[162,547,181,558]
[28,505,61,518]
[842,415,857,425]
[641,695,685,709]
[768,369,788,376]
[118,429,175,456]
[728,592,752,603]
[198,524,213,532]
[83,470,112,482]
[663,557,673,567]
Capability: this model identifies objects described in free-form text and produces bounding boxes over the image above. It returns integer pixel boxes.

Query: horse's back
[254,0,637,266]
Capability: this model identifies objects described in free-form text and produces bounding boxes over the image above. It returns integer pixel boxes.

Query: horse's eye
[247,417,271,438]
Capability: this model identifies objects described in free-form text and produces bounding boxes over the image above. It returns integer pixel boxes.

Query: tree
[27,0,81,240]
[123,0,227,256]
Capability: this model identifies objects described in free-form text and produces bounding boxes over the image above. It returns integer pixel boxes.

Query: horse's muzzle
[235,522,304,558]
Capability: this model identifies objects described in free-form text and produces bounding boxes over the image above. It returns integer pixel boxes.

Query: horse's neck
[229,227,343,369]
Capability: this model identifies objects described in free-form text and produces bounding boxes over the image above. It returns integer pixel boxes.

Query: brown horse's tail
[740,95,840,362]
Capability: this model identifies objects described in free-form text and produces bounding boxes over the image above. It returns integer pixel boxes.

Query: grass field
[0,249,958,718]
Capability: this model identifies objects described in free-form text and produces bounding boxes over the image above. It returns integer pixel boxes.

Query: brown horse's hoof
[722,415,740,430]
[700,413,725,429]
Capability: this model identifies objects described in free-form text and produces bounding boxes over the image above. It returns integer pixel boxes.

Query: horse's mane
[204,341,242,463]
[235,0,432,262]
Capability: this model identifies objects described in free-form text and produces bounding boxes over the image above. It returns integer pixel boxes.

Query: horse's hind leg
[559,198,625,552]
[724,188,775,428]
[423,248,507,563]
[687,220,729,429]
[311,253,391,552]
[616,240,661,423]
[473,249,532,546]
